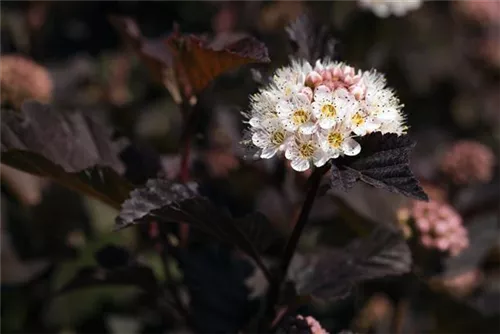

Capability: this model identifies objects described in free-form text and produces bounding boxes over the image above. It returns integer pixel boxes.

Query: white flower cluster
[358,0,423,18]
[243,59,406,172]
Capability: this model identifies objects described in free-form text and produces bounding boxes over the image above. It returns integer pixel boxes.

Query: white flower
[285,134,329,172]
[247,91,279,128]
[346,108,381,136]
[312,86,356,130]
[242,58,407,172]
[318,124,361,158]
[361,70,406,134]
[272,60,310,100]
[358,0,423,18]
[251,118,290,159]
[276,93,316,135]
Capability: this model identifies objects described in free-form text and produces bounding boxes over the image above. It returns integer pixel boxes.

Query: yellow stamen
[271,130,285,145]
[321,104,336,118]
[292,109,309,125]
[352,112,364,126]
[327,132,343,148]
[298,142,315,158]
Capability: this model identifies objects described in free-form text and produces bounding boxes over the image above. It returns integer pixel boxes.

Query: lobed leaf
[110,16,270,99]
[115,179,280,279]
[1,101,132,208]
[294,228,412,301]
[330,133,428,201]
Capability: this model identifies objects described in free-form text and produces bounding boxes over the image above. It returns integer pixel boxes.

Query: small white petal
[313,151,329,167]
[342,138,361,156]
[276,101,292,117]
[261,147,278,159]
[311,102,322,117]
[285,146,297,160]
[319,117,336,130]
[291,158,310,172]
[249,117,261,128]
[329,151,340,159]
[252,132,269,148]
[365,120,381,132]
[283,121,297,132]
[299,121,317,135]
[353,126,367,136]
[314,85,331,101]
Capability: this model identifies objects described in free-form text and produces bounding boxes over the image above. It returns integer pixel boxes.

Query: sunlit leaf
[110,16,270,100]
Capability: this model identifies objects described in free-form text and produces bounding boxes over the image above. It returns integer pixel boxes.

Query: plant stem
[261,164,329,329]
[179,99,196,183]
[157,223,189,321]
[178,99,197,245]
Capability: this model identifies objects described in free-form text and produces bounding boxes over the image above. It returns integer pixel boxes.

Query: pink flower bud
[331,65,342,79]
[321,69,332,81]
[350,83,366,100]
[343,65,355,78]
[305,71,323,88]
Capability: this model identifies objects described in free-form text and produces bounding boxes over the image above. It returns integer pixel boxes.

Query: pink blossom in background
[479,32,500,68]
[440,140,495,185]
[454,0,500,25]
[439,269,483,297]
[296,315,329,334]
[411,200,469,257]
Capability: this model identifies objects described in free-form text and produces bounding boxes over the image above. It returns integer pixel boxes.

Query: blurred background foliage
[1,1,499,333]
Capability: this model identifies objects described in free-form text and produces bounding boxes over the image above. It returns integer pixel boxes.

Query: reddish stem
[178,99,197,247]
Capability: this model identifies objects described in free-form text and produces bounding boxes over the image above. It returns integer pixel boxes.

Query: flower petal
[319,117,336,130]
[313,150,329,167]
[299,121,317,135]
[342,138,361,156]
[314,85,331,101]
[276,101,292,117]
[249,117,261,128]
[252,131,269,148]
[285,146,298,160]
[291,158,310,172]
[311,102,322,117]
[261,146,278,159]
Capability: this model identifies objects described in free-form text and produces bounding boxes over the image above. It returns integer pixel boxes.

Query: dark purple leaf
[1,101,132,208]
[330,133,428,201]
[295,228,412,301]
[110,16,270,98]
[115,179,279,278]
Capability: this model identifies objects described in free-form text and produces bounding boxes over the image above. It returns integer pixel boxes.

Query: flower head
[0,55,53,109]
[410,200,469,257]
[440,140,495,185]
[358,0,423,18]
[243,59,406,172]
